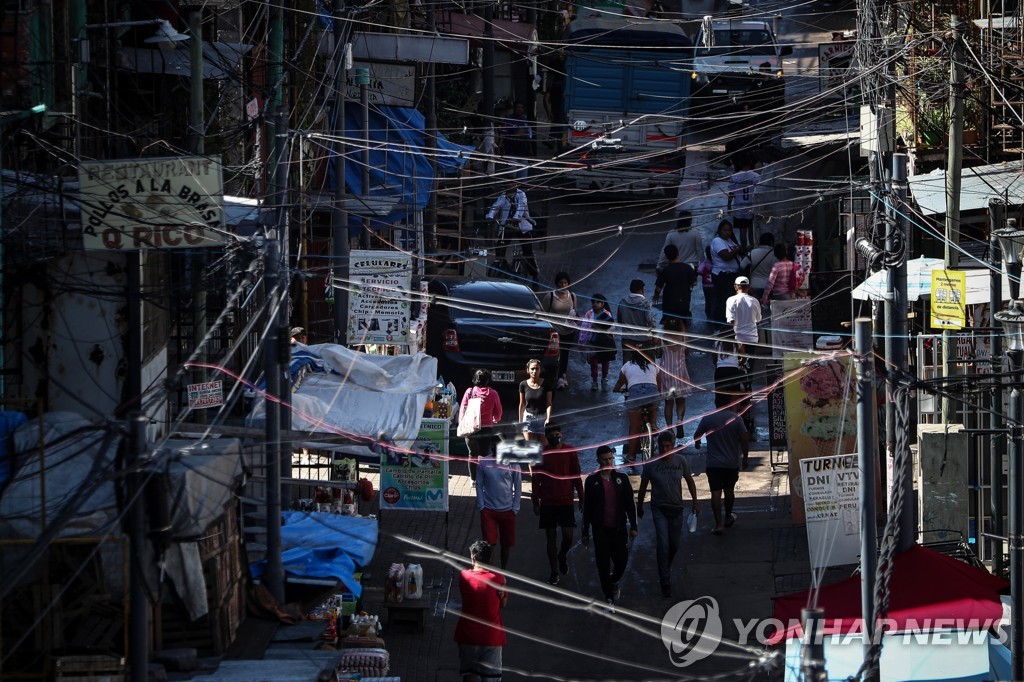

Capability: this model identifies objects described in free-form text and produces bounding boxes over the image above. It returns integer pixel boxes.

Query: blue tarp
[328,105,472,234]
[250,511,378,596]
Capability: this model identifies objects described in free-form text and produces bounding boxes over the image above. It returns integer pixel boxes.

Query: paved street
[357,144,832,681]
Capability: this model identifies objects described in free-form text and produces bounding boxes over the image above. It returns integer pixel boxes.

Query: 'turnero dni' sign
[78,156,225,250]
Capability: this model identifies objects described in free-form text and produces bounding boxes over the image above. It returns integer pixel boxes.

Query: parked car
[424,279,559,395]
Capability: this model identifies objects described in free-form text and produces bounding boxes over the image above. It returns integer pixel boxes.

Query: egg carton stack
[334,648,390,678]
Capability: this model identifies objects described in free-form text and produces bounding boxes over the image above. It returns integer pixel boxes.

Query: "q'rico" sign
[78,156,225,251]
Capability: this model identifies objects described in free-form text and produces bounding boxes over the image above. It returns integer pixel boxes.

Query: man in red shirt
[454,540,508,682]
[531,425,585,585]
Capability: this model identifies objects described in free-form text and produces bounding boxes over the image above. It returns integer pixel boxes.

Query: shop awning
[117,42,253,79]
[436,11,537,53]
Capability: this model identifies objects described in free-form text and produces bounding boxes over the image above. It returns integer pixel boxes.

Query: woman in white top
[612,349,662,463]
[709,220,745,326]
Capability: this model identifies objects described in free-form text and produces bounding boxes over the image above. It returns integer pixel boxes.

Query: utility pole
[264,3,288,600]
[800,607,827,681]
[424,7,438,275]
[188,6,208,425]
[359,67,371,249]
[855,318,878,682]
[989,200,1006,576]
[941,14,965,422]
[331,1,349,344]
[887,154,913,552]
[275,108,292,483]
[263,239,284,602]
[128,414,149,682]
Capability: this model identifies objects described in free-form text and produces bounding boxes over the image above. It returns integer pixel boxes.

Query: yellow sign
[930,269,967,329]
[77,156,225,251]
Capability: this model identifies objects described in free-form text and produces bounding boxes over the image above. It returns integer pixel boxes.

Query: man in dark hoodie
[616,279,656,355]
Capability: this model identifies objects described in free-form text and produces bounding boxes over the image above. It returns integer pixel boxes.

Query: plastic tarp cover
[0,413,245,620]
[249,511,377,596]
[327,105,472,232]
[248,344,438,459]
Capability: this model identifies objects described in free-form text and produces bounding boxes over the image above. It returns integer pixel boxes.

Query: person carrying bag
[459,369,503,482]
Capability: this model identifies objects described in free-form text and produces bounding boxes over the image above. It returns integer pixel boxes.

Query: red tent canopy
[770,545,1008,644]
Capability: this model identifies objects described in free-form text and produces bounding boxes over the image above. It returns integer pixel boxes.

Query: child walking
[578,294,617,391]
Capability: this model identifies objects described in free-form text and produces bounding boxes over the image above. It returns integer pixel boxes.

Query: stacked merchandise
[335,648,390,678]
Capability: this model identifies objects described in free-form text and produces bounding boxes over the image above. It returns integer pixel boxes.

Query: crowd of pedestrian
[451,146,811,682]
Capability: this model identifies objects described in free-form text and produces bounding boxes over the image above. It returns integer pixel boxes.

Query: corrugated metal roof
[908,160,1024,216]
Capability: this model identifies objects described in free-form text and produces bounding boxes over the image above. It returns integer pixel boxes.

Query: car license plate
[492,371,515,382]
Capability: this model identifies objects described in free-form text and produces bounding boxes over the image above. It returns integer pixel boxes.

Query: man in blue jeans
[636,432,700,597]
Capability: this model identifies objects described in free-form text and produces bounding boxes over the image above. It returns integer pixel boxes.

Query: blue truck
[561,17,692,194]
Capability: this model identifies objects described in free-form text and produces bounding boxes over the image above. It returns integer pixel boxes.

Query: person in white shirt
[486,185,538,283]
[727,158,761,250]
[725,276,762,354]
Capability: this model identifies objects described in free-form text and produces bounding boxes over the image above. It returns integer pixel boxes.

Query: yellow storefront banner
[930,269,967,330]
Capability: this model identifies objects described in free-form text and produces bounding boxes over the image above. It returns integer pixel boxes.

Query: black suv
[425,279,559,395]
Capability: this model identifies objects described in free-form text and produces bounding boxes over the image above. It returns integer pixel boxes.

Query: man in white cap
[725,276,761,439]
[725,276,761,356]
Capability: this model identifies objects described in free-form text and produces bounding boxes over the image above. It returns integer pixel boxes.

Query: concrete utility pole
[887,154,913,552]
[263,239,284,602]
[855,318,878,682]
[800,607,827,681]
[331,0,349,344]
[128,414,149,682]
[262,1,287,601]
[941,14,965,422]
[989,199,1006,576]
[424,7,438,275]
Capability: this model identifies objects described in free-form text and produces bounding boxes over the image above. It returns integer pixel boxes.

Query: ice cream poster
[380,418,450,512]
[783,354,859,524]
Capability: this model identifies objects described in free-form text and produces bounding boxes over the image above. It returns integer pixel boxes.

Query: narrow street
[362,139,815,681]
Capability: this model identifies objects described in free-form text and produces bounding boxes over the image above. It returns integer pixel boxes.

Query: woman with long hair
[460,368,503,481]
[658,317,692,442]
[519,358,553,446]
[612,349,662,463]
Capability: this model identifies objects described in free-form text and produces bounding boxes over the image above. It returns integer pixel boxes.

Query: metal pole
[264,239,284,602]
[800,607,827,681]
[990,200,1006,576]
[891,154,912,552]
[275,108,292,488]
[855,318,878,681]
[424,6,438,276]
[1010,356,1024,682]
[941,15,965,423]
[331,5,349,344]
[188,9,204,155]
[128,414,149,682]
[360,69,371,249]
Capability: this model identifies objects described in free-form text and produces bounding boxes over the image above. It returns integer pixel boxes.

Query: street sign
[187,380,223,409]
[347,250,413,345]
[345,61,415,107]
[801,454,862,571]
[78,156,225,251]
[930,269,967,329]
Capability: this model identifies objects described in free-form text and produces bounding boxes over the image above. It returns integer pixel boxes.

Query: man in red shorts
[476,455,522,569]
[454,540,508,682]
[531,425,584,585]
